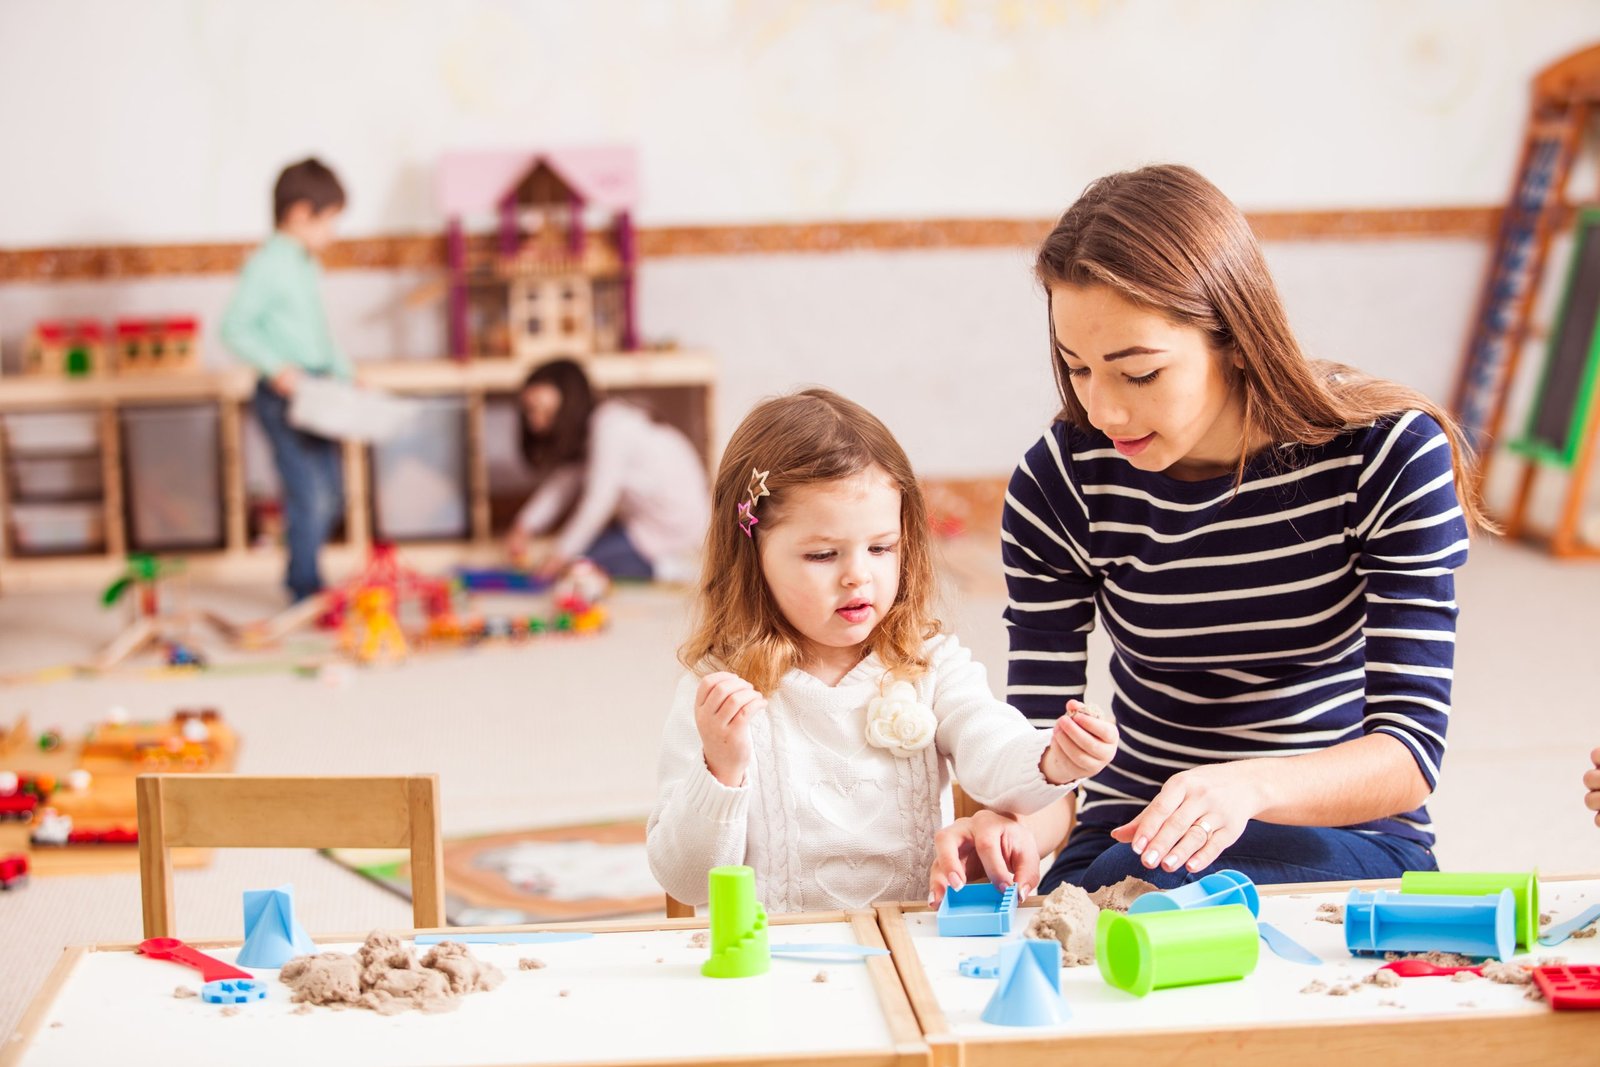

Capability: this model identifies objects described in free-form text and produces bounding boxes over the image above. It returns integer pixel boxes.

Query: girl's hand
[1040,701,1118,785]
[694,671,765,788]
[1109,762,1264,874]
[535,551,570,581]
[928,809,1042,906]
[1586,746,1600,829]
[505,527,531,564]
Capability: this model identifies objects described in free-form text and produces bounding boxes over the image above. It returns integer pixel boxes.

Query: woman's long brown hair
[1035,164,1493,531]
[679,388,941,694]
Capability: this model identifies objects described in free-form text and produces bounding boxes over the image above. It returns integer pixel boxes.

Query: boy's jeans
[254,379,344,602]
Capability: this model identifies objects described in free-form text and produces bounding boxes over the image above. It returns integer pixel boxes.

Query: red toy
[0,853,28,890]
[0,793,41,821]
[1532,965,1600,1009]
[138,938,251,983]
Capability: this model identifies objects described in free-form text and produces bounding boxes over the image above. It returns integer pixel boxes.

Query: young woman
[509,359,709,582]
[930,164,1490,902]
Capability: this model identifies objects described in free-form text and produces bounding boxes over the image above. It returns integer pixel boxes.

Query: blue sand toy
[937,883,1018,937]
[236,885,316,969]
[201,979,267,1004]
[1344,888,1516,962]
[1128,869,1260,917]
[980,940,1068,1027]
[960,952,1002,978]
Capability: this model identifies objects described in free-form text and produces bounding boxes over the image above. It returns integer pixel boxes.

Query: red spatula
[138,938,252,982]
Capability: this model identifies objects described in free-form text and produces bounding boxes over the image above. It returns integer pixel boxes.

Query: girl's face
[758,467,902,675]
[522,382,562,434]
[1050,283,1248,480]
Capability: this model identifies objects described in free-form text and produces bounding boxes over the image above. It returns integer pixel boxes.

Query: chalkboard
[1514,208,1600,466]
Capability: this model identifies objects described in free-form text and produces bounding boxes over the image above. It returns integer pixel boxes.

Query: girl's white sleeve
[513,464,583,535]
[645,673,751,906]
[930,635,1076,814]
[553,404,633,561]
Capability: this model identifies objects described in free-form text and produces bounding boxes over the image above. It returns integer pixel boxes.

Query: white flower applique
[864,679,937,758]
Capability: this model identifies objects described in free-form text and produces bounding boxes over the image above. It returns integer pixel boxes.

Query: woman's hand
[1586,746,1600,829]
[505,527,531,563]
[1110,761,1265,875]
[928,809,1042,906]
[1040,701,1118,784]
[694,671,765,788]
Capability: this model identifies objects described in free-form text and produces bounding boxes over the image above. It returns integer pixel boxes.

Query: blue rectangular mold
[937,883,1018,937]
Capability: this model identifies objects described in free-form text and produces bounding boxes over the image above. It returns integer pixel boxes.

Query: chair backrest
[136,773,446,939]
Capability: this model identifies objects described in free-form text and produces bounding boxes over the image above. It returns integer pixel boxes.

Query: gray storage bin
[10,454,103,499]
[370,396,469,541]
[121,404,223,550]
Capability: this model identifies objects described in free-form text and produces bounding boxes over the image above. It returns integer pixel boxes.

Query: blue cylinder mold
[1343,888,1515,962]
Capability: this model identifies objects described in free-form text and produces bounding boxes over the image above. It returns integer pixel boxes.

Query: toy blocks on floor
[937,882,1018,937]
[237,884,316,968]
[0,852,29,889]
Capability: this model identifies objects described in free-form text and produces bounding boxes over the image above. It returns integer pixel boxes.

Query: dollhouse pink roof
[436,147,638,215]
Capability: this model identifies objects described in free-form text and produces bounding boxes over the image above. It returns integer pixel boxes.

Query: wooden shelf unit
[0,350,716,591]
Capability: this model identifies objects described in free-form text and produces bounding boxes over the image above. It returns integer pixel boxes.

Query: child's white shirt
[645,633,1074,912]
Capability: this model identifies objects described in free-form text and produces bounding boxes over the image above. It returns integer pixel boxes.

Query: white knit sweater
[645,634,1073,912]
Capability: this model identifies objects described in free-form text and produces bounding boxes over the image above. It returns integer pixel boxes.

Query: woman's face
[522,383,563,434]
[1049,282,1247,480]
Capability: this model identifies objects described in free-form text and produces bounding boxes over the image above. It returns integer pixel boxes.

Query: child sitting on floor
[646,388,1119,911]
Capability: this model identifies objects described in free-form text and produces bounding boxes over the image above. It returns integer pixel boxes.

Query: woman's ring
[1196,819,1215,837]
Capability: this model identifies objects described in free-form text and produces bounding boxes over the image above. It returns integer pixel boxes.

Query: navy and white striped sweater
[1002,410,1469,846]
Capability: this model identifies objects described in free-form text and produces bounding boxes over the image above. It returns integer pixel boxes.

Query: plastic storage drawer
[370,396,469,541]
[120,405,223,550]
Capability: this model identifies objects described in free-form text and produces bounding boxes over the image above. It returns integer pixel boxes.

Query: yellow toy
[345,587,407,663]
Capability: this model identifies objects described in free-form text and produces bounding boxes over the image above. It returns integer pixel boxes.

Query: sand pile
[279,931,505,1015]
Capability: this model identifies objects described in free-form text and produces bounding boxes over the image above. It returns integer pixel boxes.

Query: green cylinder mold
[701,865,770,978]
[1399,870,1539,950]
[1096,903,1259,997]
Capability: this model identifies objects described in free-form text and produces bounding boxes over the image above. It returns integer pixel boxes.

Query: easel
[1450,42,1600,553]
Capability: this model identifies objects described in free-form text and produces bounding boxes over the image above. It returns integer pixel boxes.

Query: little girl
[646,388,1119,911]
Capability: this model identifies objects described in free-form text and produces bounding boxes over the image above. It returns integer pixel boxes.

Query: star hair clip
[738,468,770,538]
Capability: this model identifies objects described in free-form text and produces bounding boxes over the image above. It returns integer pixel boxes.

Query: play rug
[325,818,665,926]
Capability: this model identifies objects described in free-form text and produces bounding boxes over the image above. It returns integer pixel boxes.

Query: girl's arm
[645,675,751,906]
[551,404,634,562]
[928,799,1075,904]
[511,464,583,535]
[932,637,1076,813]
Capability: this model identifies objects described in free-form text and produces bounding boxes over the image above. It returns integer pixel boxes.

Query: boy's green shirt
[221,232,353,381]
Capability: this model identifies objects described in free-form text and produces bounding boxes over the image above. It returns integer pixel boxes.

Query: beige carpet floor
[1,534,1598,1037]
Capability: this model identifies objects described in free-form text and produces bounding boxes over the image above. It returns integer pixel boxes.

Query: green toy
[1096,903,1258,997]
[1400,870,1540,950]
[701,865,769,979]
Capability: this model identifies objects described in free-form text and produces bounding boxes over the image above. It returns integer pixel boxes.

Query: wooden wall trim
[0,205,1532,284]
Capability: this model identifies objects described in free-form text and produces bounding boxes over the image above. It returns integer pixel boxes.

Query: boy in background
[222,158,352,602]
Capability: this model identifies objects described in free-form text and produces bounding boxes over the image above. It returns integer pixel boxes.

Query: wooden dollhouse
[436,147,639,361]
[22,320,106,378]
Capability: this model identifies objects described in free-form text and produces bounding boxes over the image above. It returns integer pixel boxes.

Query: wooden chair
[136,773,446,939]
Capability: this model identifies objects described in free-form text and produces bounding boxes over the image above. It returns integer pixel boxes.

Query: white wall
[1,1,1592,477]
[2,0,1597,244]
[0,235,1491,478]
